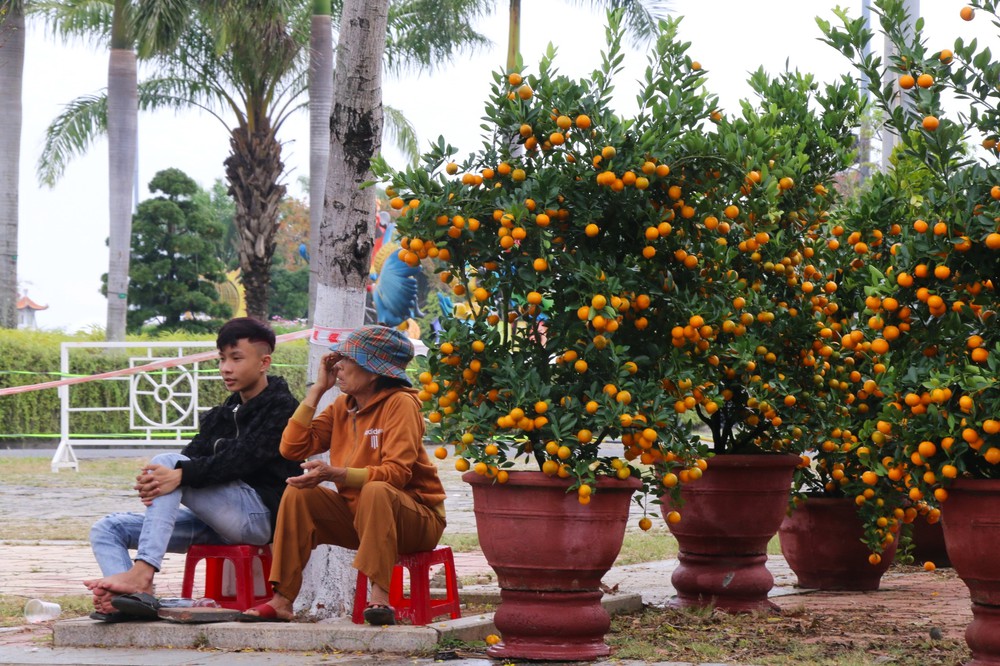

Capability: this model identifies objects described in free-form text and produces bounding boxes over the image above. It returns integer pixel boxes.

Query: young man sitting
[84,317,301,620]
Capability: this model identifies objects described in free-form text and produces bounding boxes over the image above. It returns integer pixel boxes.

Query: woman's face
[335,356,378,397]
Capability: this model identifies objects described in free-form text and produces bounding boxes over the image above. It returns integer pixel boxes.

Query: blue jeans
[90,452,272,575]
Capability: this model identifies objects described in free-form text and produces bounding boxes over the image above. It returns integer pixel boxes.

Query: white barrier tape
[0,328,314,397]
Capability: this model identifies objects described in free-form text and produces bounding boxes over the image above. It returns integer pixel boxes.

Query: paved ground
[0,447,977,666]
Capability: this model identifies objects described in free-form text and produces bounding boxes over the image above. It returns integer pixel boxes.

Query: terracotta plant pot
[779,496,896,591]
[911,516,950,568]
[941,478,1000,666]
[463,470,640,661]
[661,453,799,612]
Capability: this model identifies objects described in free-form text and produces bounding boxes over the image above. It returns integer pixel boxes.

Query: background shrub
[0,329,308,445]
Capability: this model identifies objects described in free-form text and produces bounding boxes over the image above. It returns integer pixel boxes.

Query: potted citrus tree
[381,9,863,649]
[781,168,914,591]
[823,1,1000,661]
[647,65,865,610]
[380,15,720,658]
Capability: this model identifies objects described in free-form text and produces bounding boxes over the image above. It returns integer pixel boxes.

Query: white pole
[882,0,920,172]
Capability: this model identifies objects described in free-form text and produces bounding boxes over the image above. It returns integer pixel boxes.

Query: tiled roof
[16,295,48,311]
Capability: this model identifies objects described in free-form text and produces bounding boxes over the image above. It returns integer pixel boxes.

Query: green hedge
[0,329,308,444]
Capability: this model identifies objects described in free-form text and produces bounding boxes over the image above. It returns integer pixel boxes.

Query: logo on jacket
[364,428,383,449]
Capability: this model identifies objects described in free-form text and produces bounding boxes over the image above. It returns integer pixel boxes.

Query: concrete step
[54,589,643,653]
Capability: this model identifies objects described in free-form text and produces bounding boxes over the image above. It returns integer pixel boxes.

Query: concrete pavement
[0,447,793,665]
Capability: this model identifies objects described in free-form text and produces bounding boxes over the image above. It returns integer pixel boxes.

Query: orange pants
[269,481,445,600]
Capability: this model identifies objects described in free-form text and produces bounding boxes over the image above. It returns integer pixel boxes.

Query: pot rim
[699,453,801,470]
[948,477,1000,492]
[462,469,641,490]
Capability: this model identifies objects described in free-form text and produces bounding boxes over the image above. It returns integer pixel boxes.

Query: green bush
[0,329,308,444]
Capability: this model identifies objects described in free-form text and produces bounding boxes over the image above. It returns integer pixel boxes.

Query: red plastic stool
[181,544,273,611]
[352,545,461,625]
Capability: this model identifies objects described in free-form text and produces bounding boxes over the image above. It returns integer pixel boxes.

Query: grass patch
[617,529,678,565]
[0,457,146,490]
[607,605,968,665]
[438,532,480,553]
[0,518,92,542]
[439,529,682,566]
[0,594,92,628]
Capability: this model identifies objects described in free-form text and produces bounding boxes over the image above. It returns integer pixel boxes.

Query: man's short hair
[216,317,276,353]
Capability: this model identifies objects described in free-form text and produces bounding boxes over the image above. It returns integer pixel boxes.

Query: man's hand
[135,463,182,506]
[286,460,346,488]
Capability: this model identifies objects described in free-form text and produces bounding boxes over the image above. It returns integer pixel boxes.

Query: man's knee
[150,452,186,468]
[90,513,126,543]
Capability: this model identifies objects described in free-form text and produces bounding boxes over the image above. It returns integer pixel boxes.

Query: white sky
[14,0,988,331]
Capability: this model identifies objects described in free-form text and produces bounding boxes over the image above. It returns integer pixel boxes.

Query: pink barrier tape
[0,328,314,397]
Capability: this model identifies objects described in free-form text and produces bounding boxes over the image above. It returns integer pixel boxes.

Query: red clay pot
[941,478,1000,666]
[911,516,950,568]
[463,470,640,661]
[779,496,896,591]
[661,454,799,612]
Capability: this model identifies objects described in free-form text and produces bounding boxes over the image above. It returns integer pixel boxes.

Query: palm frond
[133,0,193,57]
[136,75,233,126]
[31,0,113,45]
[565,0,672,46]
[384,0,493,76]
[383,104,419,165]
[37,93,107,187]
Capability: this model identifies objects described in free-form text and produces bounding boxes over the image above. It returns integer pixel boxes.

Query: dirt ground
[3,565,979,665]
[608,565,974,665]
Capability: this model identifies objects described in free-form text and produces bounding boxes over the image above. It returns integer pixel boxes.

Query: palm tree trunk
[297,0,390,619]
[507,0,520,73]
[105,45,138,340]
[308,1,334,323]
[0,0,24,329]
[225,122,286,321]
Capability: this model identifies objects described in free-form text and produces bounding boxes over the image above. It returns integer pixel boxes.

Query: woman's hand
[317,353,342,392]
[286,460,347,488]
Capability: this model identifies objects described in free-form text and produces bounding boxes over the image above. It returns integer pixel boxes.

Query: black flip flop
[111,592,161,620]
[363,603,396,626]
[89,610,133,623]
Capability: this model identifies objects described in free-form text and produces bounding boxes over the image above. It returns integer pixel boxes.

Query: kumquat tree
[376,11,863,523]
[795,166,921,558]
[820,0,1000,535]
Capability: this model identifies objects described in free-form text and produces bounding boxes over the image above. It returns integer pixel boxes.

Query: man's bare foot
[89,587,116,614]
[240,592,294,621]
[83,562,156,613]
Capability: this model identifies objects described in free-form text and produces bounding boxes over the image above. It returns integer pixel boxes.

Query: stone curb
[54,590,643,653]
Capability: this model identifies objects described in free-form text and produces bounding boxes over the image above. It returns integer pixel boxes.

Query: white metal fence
[51,341,220,472]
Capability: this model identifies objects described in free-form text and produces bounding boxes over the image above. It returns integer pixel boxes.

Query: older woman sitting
[238,325,446,625]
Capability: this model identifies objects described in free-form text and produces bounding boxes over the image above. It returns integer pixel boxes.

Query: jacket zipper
[350,409,359,458]
[215,403,240,454]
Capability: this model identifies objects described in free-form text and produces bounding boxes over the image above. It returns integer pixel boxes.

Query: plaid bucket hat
[330,325,414,386]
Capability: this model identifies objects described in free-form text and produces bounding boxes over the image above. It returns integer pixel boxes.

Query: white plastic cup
[24,599,61,623]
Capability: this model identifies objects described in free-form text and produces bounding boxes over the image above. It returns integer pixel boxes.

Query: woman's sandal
[237,603,292,623]
[363,603,396,626]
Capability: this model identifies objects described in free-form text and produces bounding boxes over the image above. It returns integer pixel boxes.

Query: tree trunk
[308,6,334,323]
[297,0,389,619]
[507,0,520,73]
[224,123,286,321]
[0,1,24,329]
[105,47,138,341]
